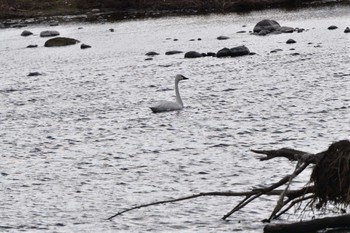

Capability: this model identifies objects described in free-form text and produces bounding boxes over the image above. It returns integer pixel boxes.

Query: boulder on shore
[253,19,281,33]
[44,37,80,47]
[40,30,60,37]
[217,45,250,58]
[21,30,33,37]
[184,51,203,58]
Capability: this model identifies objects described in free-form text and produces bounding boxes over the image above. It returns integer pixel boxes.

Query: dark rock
[40,30,60,37]
[165,50,183,55]
[296,28,305,33]
[21,30,33,37]
[291,53,300,56]
[44,37,80,47]
[109,28,114,32]
[216,48,232,58]
[278,26,294,33]
[145,51,159,56]
[249,52,256,55]
[217,46,250,58]
[258,30,270,36]
[217,36,230,40]
[49,21,59,26]
[206,52,216,57]
[12,23,27,28]
[290,48,295,50]
[28,72,42,77]
[286,39,296,44]
[81,44,91,49]
[270,49,283,53]
[145,58,153,61]
[184,51,203,58]
[230,45,250,57]
[189,39,195,41]
[78,27,83,30]
[236,31,246,33]
[27,45,38,48]
[197,38,202,41]
[253,19,280,33]
[173,39,178,41]
[344,27,350,33]
[328,25,338,30]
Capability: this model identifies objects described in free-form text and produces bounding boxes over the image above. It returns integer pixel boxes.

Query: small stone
[189,39,195,41]
[145,58,153,61]
[197,38,202,41]
[40,30,60,37]
[49,21,59,26]
[27,45,38,48]
[109,28,114,32]
[165,50,183,55]
[236,31,246,33]
[217,36,230,40]
[206,52,216,57]
[344,27,350,33]
[173,39,178,41]
[328,25,338,30]
[145,51,159,56]
[286,39,296,44]
[28,72,42,77]
[291,53,300,56]
[81,44,91,49]
[21,30,33,37]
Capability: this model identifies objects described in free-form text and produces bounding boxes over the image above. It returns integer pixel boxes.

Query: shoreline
[0,0,349,27]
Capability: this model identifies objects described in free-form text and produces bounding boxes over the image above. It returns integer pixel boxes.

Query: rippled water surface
[1,5,350,233]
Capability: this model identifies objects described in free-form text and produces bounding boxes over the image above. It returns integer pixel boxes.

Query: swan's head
[175,74,189,81]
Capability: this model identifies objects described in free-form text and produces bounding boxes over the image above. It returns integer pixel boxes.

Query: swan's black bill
[182,75,189,80]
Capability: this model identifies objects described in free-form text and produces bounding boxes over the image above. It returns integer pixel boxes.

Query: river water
[0,5,349,233]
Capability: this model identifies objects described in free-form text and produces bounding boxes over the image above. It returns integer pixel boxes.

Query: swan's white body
[150,74,188,113]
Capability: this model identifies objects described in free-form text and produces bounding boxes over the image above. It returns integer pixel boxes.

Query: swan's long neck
[175,79,183,107]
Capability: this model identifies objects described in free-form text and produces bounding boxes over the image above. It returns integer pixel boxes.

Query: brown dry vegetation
[0,0,343,19]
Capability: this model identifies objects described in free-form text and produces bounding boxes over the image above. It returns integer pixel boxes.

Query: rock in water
[217,36,230,40]
[40,30,60,37]
[44,37,80,47]
[184,51,203,58]
[253,19,281,33]
[28,72,42,76]
[27,45,38,48]
[145,51,159,56]
[328,25,338,30]
[286,39,296,44]
[21,30,33,37]
[165,50,183,55]
[344,27,350,33]
[81,44,91,49]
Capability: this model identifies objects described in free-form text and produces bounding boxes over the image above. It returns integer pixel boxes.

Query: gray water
[1,5,349,233]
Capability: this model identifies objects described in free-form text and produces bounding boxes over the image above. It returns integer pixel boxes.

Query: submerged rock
[165,50,183,55]
[44,37,80,47]
[21,30,33,37]
[184,51,203,58]
[40,30,60,37]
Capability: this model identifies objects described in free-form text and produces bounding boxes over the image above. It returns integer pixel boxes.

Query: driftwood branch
[264,214,350,233]
[108,188,309,220]
[251,148,325,164]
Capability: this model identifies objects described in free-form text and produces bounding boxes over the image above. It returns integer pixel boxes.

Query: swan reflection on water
[150,74,188,113]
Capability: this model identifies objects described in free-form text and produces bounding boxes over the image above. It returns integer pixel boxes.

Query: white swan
[150,74,189,113]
